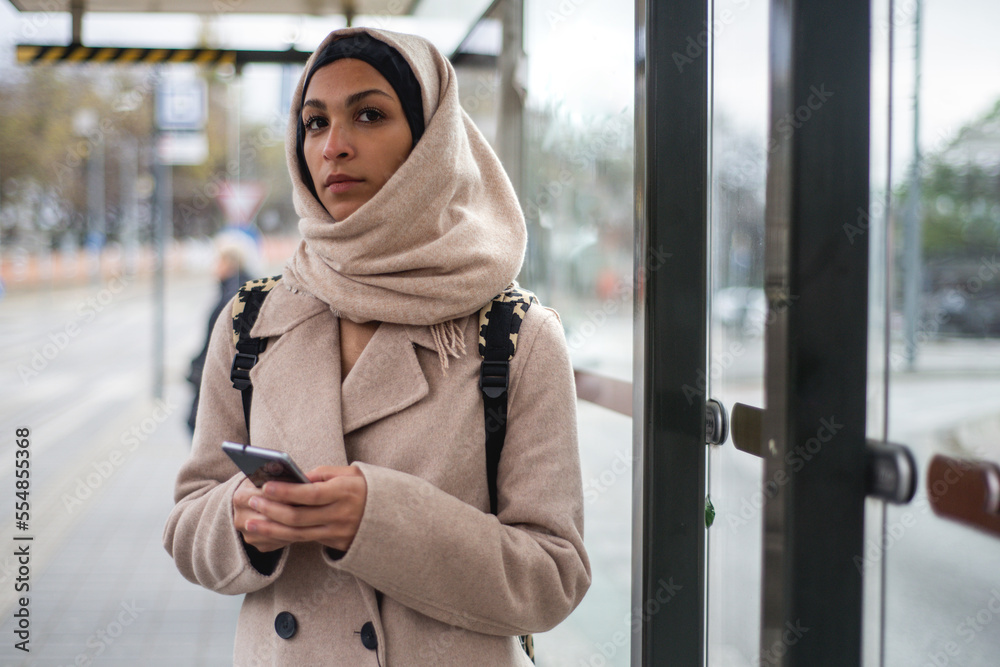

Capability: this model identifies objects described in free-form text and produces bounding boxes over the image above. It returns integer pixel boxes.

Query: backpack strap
[478,283,538,663]
[477,283,538,516]
[230,275,282,440]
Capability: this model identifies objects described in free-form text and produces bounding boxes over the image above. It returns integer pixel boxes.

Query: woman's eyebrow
[344,88,393,107]
[302,88,392,111]
[302,88,394,114]
[302,98,326,112]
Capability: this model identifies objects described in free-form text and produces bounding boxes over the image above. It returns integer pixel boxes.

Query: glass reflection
[521,0,634,664]
[707,0,769,664]
[872,0,1000,664]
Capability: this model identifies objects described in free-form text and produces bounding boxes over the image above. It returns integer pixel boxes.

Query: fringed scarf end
[430,319,467,373]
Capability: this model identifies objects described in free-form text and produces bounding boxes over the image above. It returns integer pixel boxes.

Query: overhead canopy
[7,0,498,59]
[8,0,416,15]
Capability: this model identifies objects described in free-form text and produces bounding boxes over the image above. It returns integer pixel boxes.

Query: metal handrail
[573,369,632,418]
[928,454,1000,539]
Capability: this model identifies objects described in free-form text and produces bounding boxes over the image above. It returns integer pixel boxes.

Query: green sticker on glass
[705,495,715,528]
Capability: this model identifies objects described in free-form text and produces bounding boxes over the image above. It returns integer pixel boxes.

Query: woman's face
[300,58,413,221]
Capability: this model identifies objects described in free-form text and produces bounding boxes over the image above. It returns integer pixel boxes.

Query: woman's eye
[303,116,326,131]
[357,107,385,123]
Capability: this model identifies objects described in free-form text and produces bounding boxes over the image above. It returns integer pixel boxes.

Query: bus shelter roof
[8,0,416,16]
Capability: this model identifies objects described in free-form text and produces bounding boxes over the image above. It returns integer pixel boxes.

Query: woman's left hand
[245,465,368,552]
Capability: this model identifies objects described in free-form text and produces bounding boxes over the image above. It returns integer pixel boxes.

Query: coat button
[360,621,378,650]
[274,611,297,640]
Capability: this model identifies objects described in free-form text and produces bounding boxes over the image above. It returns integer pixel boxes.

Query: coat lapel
[248,281,328,339]
[341,323,430,435]
[244,281,440,446]
[245,283,349,470]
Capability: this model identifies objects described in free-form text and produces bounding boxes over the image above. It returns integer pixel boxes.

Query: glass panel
[706,0,769,664]
[522,0,634,664]
[871,0,1000,663]
[863,0,894,662]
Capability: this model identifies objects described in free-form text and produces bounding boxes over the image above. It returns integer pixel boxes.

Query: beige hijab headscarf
[282,27,527,367]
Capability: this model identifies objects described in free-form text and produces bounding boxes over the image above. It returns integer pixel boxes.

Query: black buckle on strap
[230,352,258,391]
[479,360,509,399]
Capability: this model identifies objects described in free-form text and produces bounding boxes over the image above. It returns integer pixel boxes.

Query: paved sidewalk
[0,384,242,666]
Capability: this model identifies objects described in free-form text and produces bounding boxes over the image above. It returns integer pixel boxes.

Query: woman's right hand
[233,477,291,553]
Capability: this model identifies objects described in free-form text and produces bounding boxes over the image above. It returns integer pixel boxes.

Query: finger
[250,486,366,528]
[244,516,321,545]
[238,510,290,552]
[248,518,355,552]
[234,488,266,511]
[259,480,305,503]
[305,465,363,483]
[241,520,291,552]
[265,475,366,507]
[235,506,274,531]
[249,496,337,528]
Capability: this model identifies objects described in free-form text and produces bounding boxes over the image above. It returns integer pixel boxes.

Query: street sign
[156,131,208,165]
[156,78,207,131]
[216,181,268,225]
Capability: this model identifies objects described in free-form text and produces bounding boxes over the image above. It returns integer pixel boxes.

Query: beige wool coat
[163,280,591,666]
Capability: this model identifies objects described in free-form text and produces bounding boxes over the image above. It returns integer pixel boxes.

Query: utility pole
[152,70,207,399]
[119,137,140,275]
[902,0,923,370]
[152,131,172,401]
[498,0,525,202]
[86,132,106,281]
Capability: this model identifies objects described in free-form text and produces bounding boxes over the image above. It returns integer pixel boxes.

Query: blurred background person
[186,228,261,435]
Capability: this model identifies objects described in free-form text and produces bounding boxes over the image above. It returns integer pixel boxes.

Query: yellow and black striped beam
[16,44,311,67]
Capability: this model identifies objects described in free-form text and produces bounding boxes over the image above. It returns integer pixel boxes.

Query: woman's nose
[322,123,354,160]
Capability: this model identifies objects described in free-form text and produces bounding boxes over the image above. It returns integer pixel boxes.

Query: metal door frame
[635,0,872,664]
[760,0,870,663]
[634,0,710,664]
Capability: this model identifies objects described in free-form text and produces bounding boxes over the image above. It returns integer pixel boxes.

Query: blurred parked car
[925,286,1000,337]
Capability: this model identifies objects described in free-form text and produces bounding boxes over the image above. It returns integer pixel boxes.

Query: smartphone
[222,441,310,487]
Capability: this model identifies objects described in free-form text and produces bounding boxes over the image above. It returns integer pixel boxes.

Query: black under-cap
[295,33,425,202]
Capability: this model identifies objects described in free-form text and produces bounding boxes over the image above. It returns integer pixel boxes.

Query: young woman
[164,27,590,665]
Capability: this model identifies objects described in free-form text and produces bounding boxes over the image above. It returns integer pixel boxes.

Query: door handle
[927,454,1000,539]
[866,441,917,504]
[729,402,916,504]
[730,402,764,457]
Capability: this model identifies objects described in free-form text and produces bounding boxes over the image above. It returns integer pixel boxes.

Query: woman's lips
[327,179,362,194]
